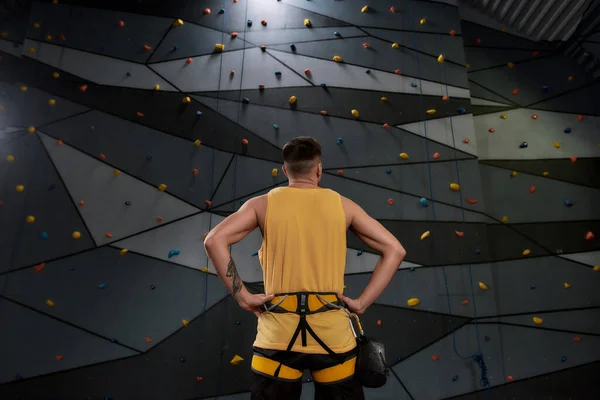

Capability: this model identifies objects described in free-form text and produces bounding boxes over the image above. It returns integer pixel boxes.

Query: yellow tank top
[254,187,357,354]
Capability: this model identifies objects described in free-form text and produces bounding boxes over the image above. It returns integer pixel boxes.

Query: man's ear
[316,162,322,178]
[282,165,289,177]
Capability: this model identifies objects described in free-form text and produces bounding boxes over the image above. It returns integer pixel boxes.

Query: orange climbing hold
[118,20,125,28]
[507,376,515,382]
[573,336,581,342]
[432,355,440,361]
[466,197,478,204]
[56,355,63,361]
[570,156,577,163]
[33,263,45,273]
[337,170,344,175]
[145,337,152,343]
[79,85,88,92]
[577,114,583,121]
[376,320,382,326]
[99,153,106,160]
[362,43,370,49]
[143,44,152,51]
[461,300,469,305]
[387,198,394,205]
[383,123,390,129]
[105,232,113,238]
[241,138,249,145]
[136,112,144,118]
[586,231,595,241]
[432,152,440,159]
[205,200,212,207]
[304,68,311,75]
[192,168,199,175]
[231,32,238,38]
[390,6,396,12]
[394,69,401,75]
[455,231,464,238]
[186,57,193,64]
[79,200,84,206]
[196,376,204,382]
[449,30,456,36]
[203,8,211,15]
[261,20,267,26]
[529,185,536,194]
[531,114,537,120]
[512,89,519,95]
[156,217,163,222]
[463,138,469,144]
[442,95,449,101]
[488,128,495,133]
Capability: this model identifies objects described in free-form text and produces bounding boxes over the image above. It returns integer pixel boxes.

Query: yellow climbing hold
[361,5,369,12]
[500,114,507,119]
[26,216,35,223]
[392,42,400,49]
[230,355,244,365]
[28,126,36,133]
[52,72,60,79]
[28,47,36,53]
[182,319,189,327]
[194,139,201,147]
[501,216,508,223]
[420,18,426,25]
[214,43,224,52]
[507,62,514,68]
[407,298,420,307]
[533,317,543,325]
[201,267,209,273]
[420,231,431,240]
[158,184,167,192]
[271,168,278,177]
[304,19,312,27]
[437,54,444,63]
[289,95,297,105]
[333,55,343,62]
[16,185,25,192]
[120,249,129,256]
[6,155,15,162]
[399,152,409,160]
[183,96,191,104]
[154,84,160,91]
[46,299,55,307]
[21,86,28,92]
[351,109,360,118]
[1,31,7,38]
[173,19,184,27]
[564,282,571,289]
[449,183,460,191]
[465,63,470,69]
[478,282,488,291]
[33,22,40,28]
[381,96,389,102]
[511,170,518,177]
[543,172,549,177]
[553,141,560,148]
[568,75,574,81]
[114,169,121,176]
[594,266,600,272]
[426,109,436,115]
[522,249,531,256]
[48,99,56,106]
[72,231,81,240]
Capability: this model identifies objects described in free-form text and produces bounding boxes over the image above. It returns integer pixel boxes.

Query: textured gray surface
[269,36,469,88]
[480,164,600,223]
[2,246,228,352]
[39,132,199,245]
[0,131,93,273]
[27,3,173,63]
[268,49,471,98]
[40,110,232,208]
[0,298,137,384]
[149,48,312,92]
[469,97,511,107]
[473,109,600,160]
[25,40,177,91]
[244,26,366,46]
[0,39,23,57]
[560,251,600,267]
[480,309,600,335]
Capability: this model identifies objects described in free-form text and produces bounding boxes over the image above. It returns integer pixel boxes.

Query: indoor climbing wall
[0,1,598,399]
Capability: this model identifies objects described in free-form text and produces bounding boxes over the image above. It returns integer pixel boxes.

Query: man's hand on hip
[237,291,275,317]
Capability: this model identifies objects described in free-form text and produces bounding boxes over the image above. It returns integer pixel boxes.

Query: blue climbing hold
[125,201,131,206]
[290,44,296,51]
[104,397,113,400]
[98,283,107,289]
[334,31,341,37]
[196,111,203,116]
[242,97,250,104]
[15,374,23,380]
[219,8,225,13]
[409,267,415,272]
[475,249,481,255]
[275,70,282,76]
[420,198,428,207]
[251,251,259,256]
[336,138,343,145]
[555,249,563,254]
[247,19,252,26]
[150,284,156,290]
[530,284,536,290]
[126,72,132,77]
[410,82,417,88]
[564,127,571,133]
[519,141,528,148]
[172,44,179,51]
[452,375,459,382]
[385,169,392,174]
[357,250,363,256]
[110,338,119,343]
[541,85,549,93]
[146,154,153,160]
[561,356,567,362]
[41,232,48,240]
[168,249,181,258]
[273,124,279,130]
[457,107,467,114]
[236,320,241,325]
[564,199,573,207]
[180,357,185,363]
[396,356,402,362]
[365,70,371,74]
[320,83,327,88]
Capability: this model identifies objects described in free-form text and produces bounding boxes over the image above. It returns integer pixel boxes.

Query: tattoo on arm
[225,257,243,295]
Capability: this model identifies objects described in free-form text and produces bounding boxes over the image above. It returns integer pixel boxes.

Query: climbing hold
[205,200,213,207]
[466,64,470,69]
[357,250,363,256]
[145,337,152,343]
[194,139,201,147]
[79,84,88,92]
[529,185,536,194]
[552,141,560,148]
[442,95,449,101]
[449,183,460,191]
[182,96,191,104]
[512,89,519,95]
[488,128,495,133]
[542,172,549,176]
[154,84,160,91]
[591,265,598,271]
[363,43,371,49]
[33,263,45,272]
[261,20,267,26]
[577,114,583,121]
[242,97,250,104]
[289,95,297,105]
[507,376,515,382]
[437,54,444,63]
[455,231,464,238]
[52,71,60,79]
[136,112,144,118]
[511,170,518,177]
[465,197,478,204]
[214,43,224,52]
[260,45,266,51]
[271,168,278,177]
[432,152,440,159]
[564,127,571,133]
[573,336,581,342]
[383,123,390,129]
[392,42,400,49]
[158,184,167,192]
[172,44,179,51]
[570,156,577,163]
[561,356,567,362]
[333,55,343,62]
[541,85,549,93]
[48,99,56,106]
[420,231,431,240]
[180,357,185,363]
[203,8,211,15]
[376,320,382,326]
[564,199,573,207]
[522,249,531,256]
[449,29,456,36]
[501,114,508,119]
[410,82,417,88]
[28,126,36,134]
[173,18,184,27]
[568,76,574,81]
[182,319,189,327]
[290,44,296,51]
[105,233,113,239]
[564,282,571,289]
[533,317,543,325]
[46,299,55,307]
[231,32,238,39]
[531,114,538,120]
[407,298,420,307]
[351,109,360,118]
[28,46,36,53]
[432,355,440,361]
[168,249,181,258]
[336,138,343,145]
[394,69,401,75]
[192,169,199,176]
[585,231,595,241]
[385,169,391,174]
[6,155,14,162]
[230,355,244,365]
[26,216,35,223]
[420,18,426,25]
[361,5,369,12]
[381,96,388,102]
[478,282,488,290]
[420,198,428,207]
[463,138,470,144]
[501,216,508,223]
[150,284,156,290]
[156,217,163,222]
[201,267,209,273]
[452,376,459,382]
[143,44,152,51]
[120,249,128,256]
[387,198,394,205]
[426,109,436,115]
[399,153,409,160]
[72,231,81,240]
[507,62,514,68]
[304,68,311,76]
[98,283,107,289]
[196,376,203,382]
[304,19,312,27]
[337,170,344,175]
[519,142,528,149]
[247,19,253,26]
[334,31,341,37]
[114,169,121,176]
[457,108,467,115]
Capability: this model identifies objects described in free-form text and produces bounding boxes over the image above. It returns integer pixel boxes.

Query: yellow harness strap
[312,356,357,384]
[251,354,357,384]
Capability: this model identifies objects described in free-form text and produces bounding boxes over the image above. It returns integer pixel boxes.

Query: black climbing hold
[475,249,481,255]
[242,97,250,104]
[89,125,95,131]
[541,85,549,93]
[530,284,536,290]
[365,70,371,74]
[409,267,415,272]
[320,83,327,88]
[561,356,567,362]
[457,108,466,114]
[236,320,241,325]
[126,72,132,77]
[125,201,131,206]
[396,356,401,362]
[219,8,225,13]
[519,141,528,149]
[150,284,156,290]
[110,338,119,343]
[555,249,563,254]
[452,375,458,381]
[484,336,491,341]
[290,44,296,51]
[180,357,185,362]
[564,127,572,133]
[357,250,363,256]
[15,374,23,380]
[172,44,179,51]
[385,169,392,174]
[247,19,252,26]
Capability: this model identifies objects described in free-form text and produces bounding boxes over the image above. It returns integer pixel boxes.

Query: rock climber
[204,136,406,399]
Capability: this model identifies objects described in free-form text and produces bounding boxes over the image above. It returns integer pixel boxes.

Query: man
[204,136,406,400]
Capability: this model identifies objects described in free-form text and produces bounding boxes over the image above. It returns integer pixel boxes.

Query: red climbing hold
[118,20,125,28]
[432,152,440,159]
[461,300,469,305]
[383,123,390,129]
[449,30,456,36]
[475,38,481,45]
[573,336,581,342]
[320,110,329,116]
[192,168,199,176]
[394,69,401,75]
[196,376,204,382]
[143,44,152,51]
[33,262,45,273]
[136,112,144,118]
[577,114,583,121]
[390,6,396,12]
[59,34,66,41]
[156,217,163,223]
[56,355,63,361]
[431,355,440,361]
[532,51,540,57]
[79,85,88,92]
[261,20,267,26]
[145,337,152,343]
[231,32,238,38]
[99,153,106,161]
[442,95,449,101]
[455,231,464,238]
[531,114,537,120]
[570,156,577,163]
[205,200,212,207]
[463,138,469,144]
[586,231,595,241]
[304,68,311,75]
[79,200,84,206]
[529,185,536,194]
[387,198,394,205]
[337,170,344,175]
[105,232,113,238]
[466,197,478,204]
[507,375,515,382]
[203,8,211,15]
[512,89,519,95]
[488,128,495,133]
[186,57,193,64]
[376,320,382,326]
[241,138,249,145]
[56,140,63,145]
[362,43,370,49]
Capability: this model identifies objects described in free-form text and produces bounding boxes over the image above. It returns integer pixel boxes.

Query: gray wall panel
[532,81,600,115]
[483,309,600,335]
[465,47,547,71]
[245,27,366,46]
[560,250,600,267]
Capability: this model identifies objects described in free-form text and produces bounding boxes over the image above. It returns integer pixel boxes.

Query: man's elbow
[203,234,219,252]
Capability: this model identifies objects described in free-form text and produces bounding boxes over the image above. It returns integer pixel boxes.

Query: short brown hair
[282,136,322,176]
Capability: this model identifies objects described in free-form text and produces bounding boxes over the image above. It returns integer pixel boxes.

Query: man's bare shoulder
[244,194,268,211]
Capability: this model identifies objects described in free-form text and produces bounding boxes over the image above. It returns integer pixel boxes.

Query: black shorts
[250,347,365,400]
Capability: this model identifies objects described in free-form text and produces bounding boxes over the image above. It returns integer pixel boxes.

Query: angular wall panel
[461,21,546,50]
[560,251,600,268]
[473,109,600,160]
[244,27,365,47]
[510,220,600,255]
[0,131,93,272]
[468,80,516,105]
[41,110,233,208]
[0,39,23,57]
[150,48,312,93]
[465,48,547,71]
[480,309,600,335]
[25,40,177,91]
[480,164,600,223]
[469,97,512,107]
[531,81,600,115]
[27,3,173,63]
[0,299,137,384]
[2,246,228,352]
[397,114,478,156]
[39,133,199,245]
[345,249,421,274]
[268,49,471,98]
[269,36,469,88]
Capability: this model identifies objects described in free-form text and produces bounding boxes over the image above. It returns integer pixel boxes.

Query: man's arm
[339,197,406,314]
[203,198,273,315]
